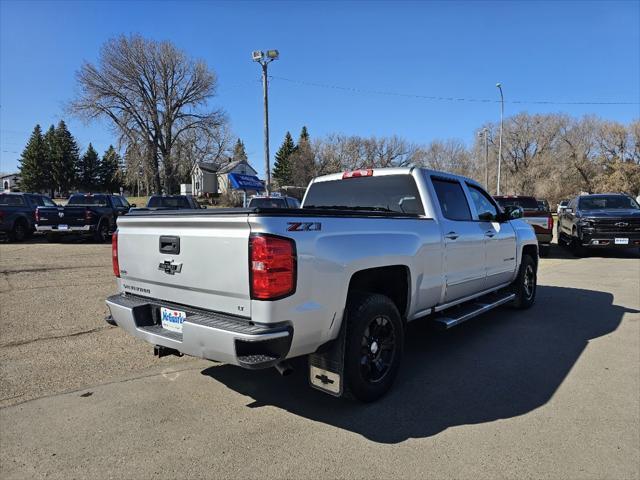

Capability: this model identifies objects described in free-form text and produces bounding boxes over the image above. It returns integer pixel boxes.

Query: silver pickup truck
[106,167,538,402]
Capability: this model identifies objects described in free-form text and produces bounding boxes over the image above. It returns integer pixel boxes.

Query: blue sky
[1,0,639,177]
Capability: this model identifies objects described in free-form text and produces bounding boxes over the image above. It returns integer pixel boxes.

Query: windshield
[578,195,639,210]
[67,195,108,206]
[495,197,540,211]
[303,174,425,215]
[147,196,191,209]
[0,194,25,206]
[249,197,287,208]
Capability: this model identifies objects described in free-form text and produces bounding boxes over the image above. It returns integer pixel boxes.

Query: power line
[270,76,640,106]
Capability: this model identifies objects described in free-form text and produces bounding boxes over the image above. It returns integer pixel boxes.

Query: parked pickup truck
[557,193,640,256]
[0,192,57,241]
[106,168,538,402]
[494,195,553,256]
[36,193,132,242]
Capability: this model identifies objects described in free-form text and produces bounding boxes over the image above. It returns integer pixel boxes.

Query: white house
[191,160,259,196]
[1,173,21,192]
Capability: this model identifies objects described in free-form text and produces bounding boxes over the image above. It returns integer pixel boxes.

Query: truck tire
[9,219,27,242]
[343,293,404,402]
[511,254,537,310]
[570,228,586,257]
[94,220,110,243]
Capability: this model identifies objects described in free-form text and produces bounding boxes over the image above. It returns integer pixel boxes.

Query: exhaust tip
[275,361,293,376]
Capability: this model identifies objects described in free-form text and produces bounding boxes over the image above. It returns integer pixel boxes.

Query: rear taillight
[547,216,553,230]
[84,208,94,222]
[112,230,120,277]
[34,208,39,223]
[0,210,4,223]
[342,169,373,179]
[249,234,296,300]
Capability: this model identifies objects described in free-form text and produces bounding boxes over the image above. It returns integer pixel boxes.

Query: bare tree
[70,35,227,193]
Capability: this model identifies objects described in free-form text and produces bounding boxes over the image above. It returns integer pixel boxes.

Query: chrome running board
[433,291,516,329]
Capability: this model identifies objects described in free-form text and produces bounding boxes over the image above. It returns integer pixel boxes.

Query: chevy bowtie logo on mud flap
[158,260,183,275]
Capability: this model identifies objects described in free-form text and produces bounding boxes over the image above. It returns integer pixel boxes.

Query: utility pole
[496,82,504,195]
[252,50,279,194]
[483,128,489,189]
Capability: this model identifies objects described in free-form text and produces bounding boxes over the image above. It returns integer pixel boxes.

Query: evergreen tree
[98,145,122,193]
[272,131,296,186]
[290,126,315,187]
[51,120,79,194]
[78,143,100,191]
[232,138,248,163]
[43,125,57,196]
[18,125,48,192]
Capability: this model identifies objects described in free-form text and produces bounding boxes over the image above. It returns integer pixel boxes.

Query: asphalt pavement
[0,237,638,479]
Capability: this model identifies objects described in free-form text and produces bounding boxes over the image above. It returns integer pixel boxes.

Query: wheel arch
[346,265,411,319]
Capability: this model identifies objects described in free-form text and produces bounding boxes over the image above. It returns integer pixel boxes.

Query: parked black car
[0,193,57,242]
[557,193,640,256]
[36,193,132,242]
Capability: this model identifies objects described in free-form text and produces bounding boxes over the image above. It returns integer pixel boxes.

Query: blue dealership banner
[228,173,265,191]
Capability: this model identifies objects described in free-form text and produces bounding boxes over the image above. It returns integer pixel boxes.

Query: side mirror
[564,208,572,214]
[500,205,523,221]
[130,203,136,208]
[478,211,495,222]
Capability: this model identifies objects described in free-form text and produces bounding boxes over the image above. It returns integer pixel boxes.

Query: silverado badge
[158,260,183,275]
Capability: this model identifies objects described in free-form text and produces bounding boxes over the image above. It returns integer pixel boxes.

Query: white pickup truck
[106,168,538,402]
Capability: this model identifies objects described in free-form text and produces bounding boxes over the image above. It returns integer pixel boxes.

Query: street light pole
[496,82,504,195]
[252,50,279,195]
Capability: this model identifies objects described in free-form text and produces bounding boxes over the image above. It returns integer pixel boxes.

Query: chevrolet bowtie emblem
[158,260,183,275]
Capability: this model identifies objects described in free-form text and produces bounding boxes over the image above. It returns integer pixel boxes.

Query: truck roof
[311,167,481,188]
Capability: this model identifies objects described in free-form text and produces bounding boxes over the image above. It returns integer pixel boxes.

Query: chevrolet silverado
[106,168,538,402]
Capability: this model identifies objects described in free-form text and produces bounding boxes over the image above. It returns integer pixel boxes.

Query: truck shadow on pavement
[201,285,637,444]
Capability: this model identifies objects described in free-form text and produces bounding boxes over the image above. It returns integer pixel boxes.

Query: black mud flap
[308,317,347,397]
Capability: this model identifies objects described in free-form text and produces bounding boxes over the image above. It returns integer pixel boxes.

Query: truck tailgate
[37,206,87,226]
[116,214,252,316]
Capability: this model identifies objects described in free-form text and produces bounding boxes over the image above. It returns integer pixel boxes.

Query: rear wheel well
[347,266,410,318]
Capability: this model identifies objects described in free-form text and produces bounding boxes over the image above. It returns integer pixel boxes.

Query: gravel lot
[0,236,638,479]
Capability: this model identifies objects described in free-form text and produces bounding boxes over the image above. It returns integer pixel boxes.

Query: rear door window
[0,194,25,206]
[432,178,472,221]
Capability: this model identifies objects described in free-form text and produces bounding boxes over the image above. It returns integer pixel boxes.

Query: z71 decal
[287,222,322,232]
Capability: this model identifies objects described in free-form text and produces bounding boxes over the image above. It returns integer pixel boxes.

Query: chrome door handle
[445,231,459,240]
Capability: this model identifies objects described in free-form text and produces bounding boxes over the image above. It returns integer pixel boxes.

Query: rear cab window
[67,194,109,206]
[303,174,425,215]
[495,196,539,211]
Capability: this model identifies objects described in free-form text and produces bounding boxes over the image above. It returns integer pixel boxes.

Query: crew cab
[106,168,538,402]
[36,193,131,242]
[557,193,640,255]
[494,195,553,256]
[0,193,56,242]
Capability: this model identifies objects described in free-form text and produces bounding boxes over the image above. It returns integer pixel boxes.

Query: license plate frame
[160,307,186,334]
[614,237,629,245]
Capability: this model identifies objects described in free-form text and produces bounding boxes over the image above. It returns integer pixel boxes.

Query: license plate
[160,307,186,333]
[614,238,629,245]
[58,225,68,230]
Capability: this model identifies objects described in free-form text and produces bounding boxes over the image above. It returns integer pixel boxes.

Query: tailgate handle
[159,236,180,254]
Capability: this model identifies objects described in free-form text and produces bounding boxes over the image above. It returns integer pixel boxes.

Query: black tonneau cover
[125,207,421,219]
